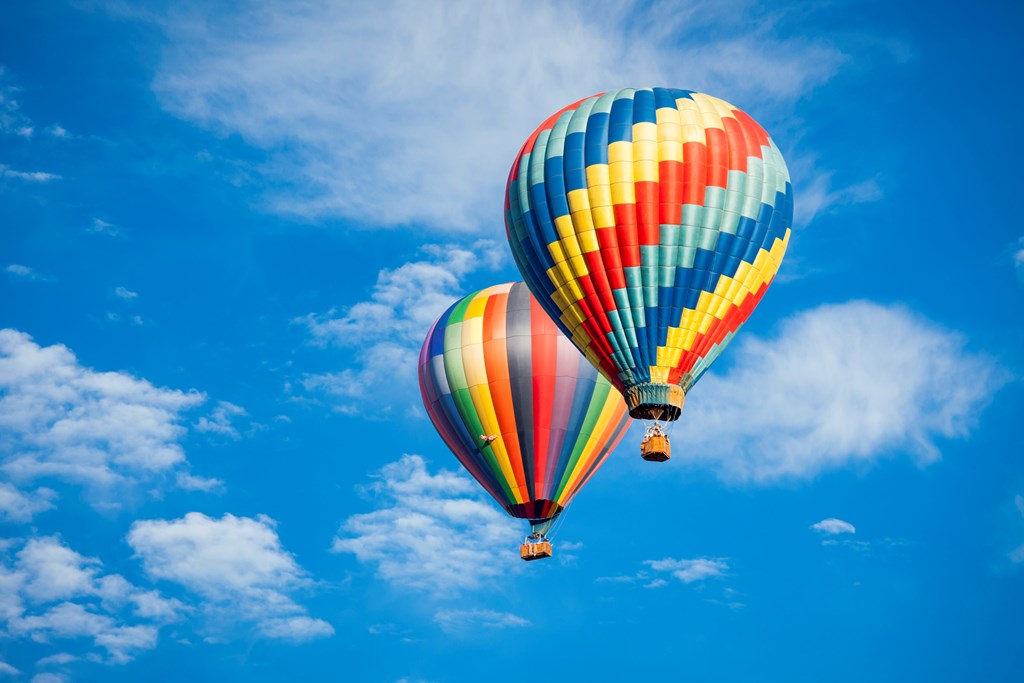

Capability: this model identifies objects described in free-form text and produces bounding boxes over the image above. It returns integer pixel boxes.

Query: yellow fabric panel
[566,188,591,214]
[568,255,588,277]
[551,287,570,313]
[682,124,706,144]
[547,241,566,266]
[634,158,658,183]
[611,181,636,204]
[578,230,599,253]
[658,140,683,163]
[609,160,634,184]
[554,214,582,259]
[564,278,584,302]
[545,263,566,289]
[462,316,484,345]
[586,164,611,194]
[650,365,670,383]
[464,295,488,320]
[571,208,596,234]
[591,204,616,229]
[608,141,633,164]
[632,121,658,142]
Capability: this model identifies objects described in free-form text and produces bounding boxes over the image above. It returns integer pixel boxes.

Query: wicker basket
[520,540,553,561]
[641,433,671,462]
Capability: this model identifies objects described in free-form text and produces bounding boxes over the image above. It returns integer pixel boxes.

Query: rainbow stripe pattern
[418,282,630,530]
[505,88,793,418]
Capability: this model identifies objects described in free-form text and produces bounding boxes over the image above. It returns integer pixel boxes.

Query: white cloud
[0,483,56,522]
[88,218,119,236]
[297,241,504,414]
[0,67,32,136]
[1014,237,1024,282]
[132,0,843,231]
[301,241,504,347]
[0,536,180,664]
[127,512,333,642]
[35,653,78,668]
[791,159,882,227]
[0,661,18,676]
[0,329,214,501]
[679,302,1006,482]
[193,401,247,439]
[256,615,336,642]
[174,471,225,493]
[113,286,138,300]
[645,558,729,584]
[5,264,54,282]
[811,518,856,535]
[1011,495,1024,564]
[433,609,529,633]
[331,455,521,595]
[31,675,66,683]
[0,164,60,183]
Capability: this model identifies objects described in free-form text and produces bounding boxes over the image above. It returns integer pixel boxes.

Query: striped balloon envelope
[505,88,793,422]
[418,282,631,537]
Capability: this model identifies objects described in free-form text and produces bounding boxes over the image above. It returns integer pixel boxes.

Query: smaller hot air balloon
[419,282,630,561]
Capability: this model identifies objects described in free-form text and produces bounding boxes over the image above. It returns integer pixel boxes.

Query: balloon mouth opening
[624,383,685,421]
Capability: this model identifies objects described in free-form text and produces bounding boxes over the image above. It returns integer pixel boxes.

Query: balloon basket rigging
[640,423,671,462]
[520,534,553,562]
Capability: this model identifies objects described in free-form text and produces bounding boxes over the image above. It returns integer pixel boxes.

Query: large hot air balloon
[418,282,630,561]
[505,88,792,461]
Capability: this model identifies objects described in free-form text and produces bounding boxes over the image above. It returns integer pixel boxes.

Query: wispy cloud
[811,518,856,535]
[127,512,333,642]
[598,557,730,590]
[296,241,504,414]
[0,483,56,522]
[193,401,247,440]
[792,161,882,226]
[678,301,1007,482]
[123,0,845,231]
[87,218,119,237]
[113,286,138,300]
[433,609,529,633]
[0,66,32,136]
[0,164,60,183]
[5,264,54,283]
[1013,237,1024,283]
[645,557,730,584]
[1011,495,1024,564]
[0,329,217,505]
[331,454,521,596]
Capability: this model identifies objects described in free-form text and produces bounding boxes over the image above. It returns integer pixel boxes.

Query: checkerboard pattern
[505,88,793,417]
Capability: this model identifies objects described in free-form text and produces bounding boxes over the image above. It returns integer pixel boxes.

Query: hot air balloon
[418,282,631,561]
[505,88,792,461]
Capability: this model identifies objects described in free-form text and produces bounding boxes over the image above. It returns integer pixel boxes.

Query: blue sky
[1,1,1022,681]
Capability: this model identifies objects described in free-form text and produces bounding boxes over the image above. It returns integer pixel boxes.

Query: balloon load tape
[624,383,686,421]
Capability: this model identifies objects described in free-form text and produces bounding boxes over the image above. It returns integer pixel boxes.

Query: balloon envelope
[418,282,630,534]
[505,88,793,420]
